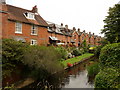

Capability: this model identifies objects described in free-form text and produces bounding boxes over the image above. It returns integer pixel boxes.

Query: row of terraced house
[1,2,102,47]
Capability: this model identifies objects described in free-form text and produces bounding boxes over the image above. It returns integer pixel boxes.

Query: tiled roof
[2,4,48,27]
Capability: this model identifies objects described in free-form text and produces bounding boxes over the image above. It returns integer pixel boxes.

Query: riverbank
[61,53,94,69]
[14,53,94,88]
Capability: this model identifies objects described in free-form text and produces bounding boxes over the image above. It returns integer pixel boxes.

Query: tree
[101,4,120,43]
[2,39,28,77]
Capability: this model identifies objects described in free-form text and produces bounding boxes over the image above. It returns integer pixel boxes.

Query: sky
[6,0,120,36]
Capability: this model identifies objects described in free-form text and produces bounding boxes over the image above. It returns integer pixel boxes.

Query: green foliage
[23,45,63,78]
[99,43,120,68]
[2,39,28,77]
[95,43,120,88]
[55,46,68,60]
[61,53,94,67]
[87,62,100,77]
[71,49,81,56]
[95,68,120,88]
[94,46,103,58]
[101,4,120,43]
[81,40,89,53]
[2,39,64,81]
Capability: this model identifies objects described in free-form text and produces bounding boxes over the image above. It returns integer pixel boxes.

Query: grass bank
[61,53,94,68]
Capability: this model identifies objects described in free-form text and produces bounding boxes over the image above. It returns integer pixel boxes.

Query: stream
[26,57,96,89]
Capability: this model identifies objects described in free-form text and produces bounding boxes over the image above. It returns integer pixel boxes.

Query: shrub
[71,49,81,56]
[87,62,100,77]
[23,46,63,80]
[99,43,120,68]
[95,68,120,88]
[55,46,68,60]
[94,45,103,58]
[2,39,28,77]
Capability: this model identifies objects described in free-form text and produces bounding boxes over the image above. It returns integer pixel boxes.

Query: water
[27,58,96,89]
[59,61,94,88]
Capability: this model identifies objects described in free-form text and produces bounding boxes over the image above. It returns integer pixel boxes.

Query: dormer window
[24,12,35,20]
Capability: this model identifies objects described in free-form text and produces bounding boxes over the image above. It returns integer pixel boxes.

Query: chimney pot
[73,27,76,31]
[83,30,85,33]
[61,23,63,26]
[65,25,68,29]
[89,32,91,35]
[32,5,38,13]
[78,28,80,32]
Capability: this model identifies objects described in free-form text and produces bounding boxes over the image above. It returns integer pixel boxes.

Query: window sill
[31,34,38,36]
[15,32,22,34]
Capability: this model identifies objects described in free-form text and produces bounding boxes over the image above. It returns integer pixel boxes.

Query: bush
[99,43,120,68]
[71,49,81,56]
[23,46,63,80]
[95,68,120,88]
[94,45,103,58]
[87,62,100,77]
[2,39,28,77]
[55,46,68,60]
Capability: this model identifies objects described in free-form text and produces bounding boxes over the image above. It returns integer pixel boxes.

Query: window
[30,39,37,45]
[29,13,34,19]
[82,36,84,41]
[74,35,76,39]
[24,12,35,20]
[31,25,38,35]
[15,22,22,34]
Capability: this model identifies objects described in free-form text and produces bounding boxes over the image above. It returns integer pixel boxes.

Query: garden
[2,39,93,88]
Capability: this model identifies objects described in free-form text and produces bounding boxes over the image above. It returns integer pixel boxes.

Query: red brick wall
[80,33,86,44]
[2,20,48,45]
[90,36,95,45]
[1,12,8,39]
[72,31,79,46]
[85,34,90,45]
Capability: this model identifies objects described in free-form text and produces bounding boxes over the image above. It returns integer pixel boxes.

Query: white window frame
[24,12,35,20]
[82,36,84,41]
[15,22,22,34]
[30,39,37,45]
[31,25,38,35]
[29,13,35,19]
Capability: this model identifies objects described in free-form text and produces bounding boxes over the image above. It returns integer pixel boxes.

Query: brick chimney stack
[78,28,80,32]
[61,23,63,27]
[83,30,85,33]
[89,32,91,35]
[73,27,76,31]
[65,25,68,29]
[32,5,38,13]
[93,33,94,35]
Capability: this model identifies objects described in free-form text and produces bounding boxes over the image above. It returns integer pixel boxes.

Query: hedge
[99,43,120,68]
[95,68,120,88]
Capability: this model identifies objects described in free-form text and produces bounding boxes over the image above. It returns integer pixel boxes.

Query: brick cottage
[1,2,102,47]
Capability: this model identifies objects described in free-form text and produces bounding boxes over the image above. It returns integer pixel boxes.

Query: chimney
[32,5,38,13]
[0,0,6,4]
[65,25,68,29]
[61,23,63,27]
[83,30,85,33]
[78,28,80,32]
[73,27,76,31]
[89,32,91,35]
[93,33,94,35]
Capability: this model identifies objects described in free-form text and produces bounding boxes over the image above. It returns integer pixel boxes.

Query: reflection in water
[61,70,93,88]
[59,61,94,88]
[27,59,95,89]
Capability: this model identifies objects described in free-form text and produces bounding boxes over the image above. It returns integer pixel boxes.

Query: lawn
[61,53,94,67]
